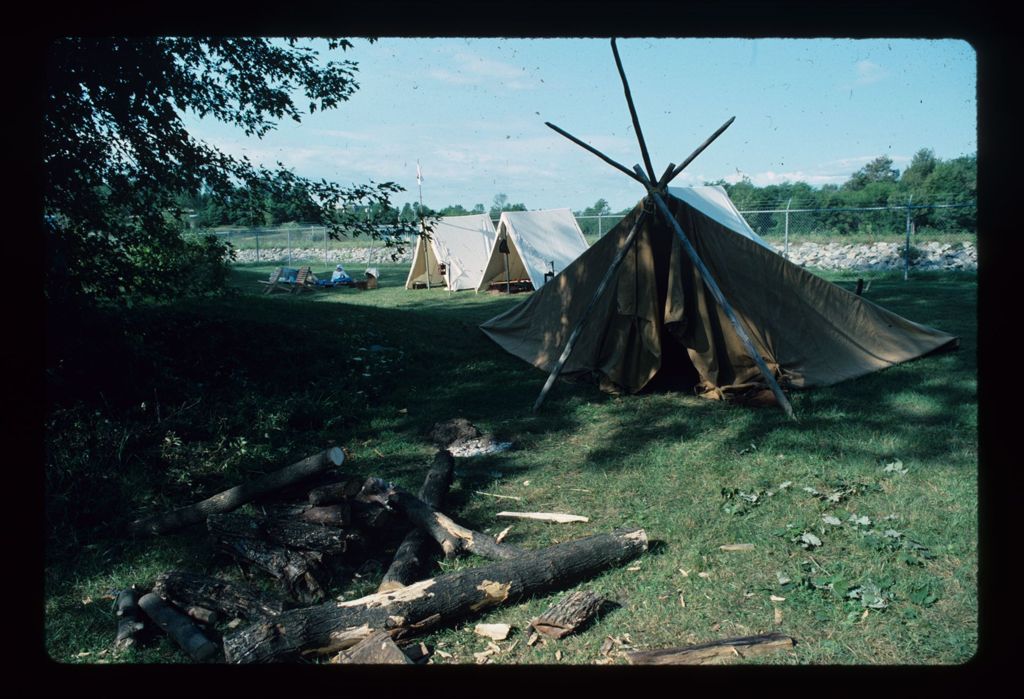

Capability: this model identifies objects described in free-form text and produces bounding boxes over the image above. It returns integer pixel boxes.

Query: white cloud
[854,59,887,85]
[427,49,537,91]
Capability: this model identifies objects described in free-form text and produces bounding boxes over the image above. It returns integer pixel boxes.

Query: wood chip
[719,544,755,552]
[678,569,689,577]
[527,632,540,646]
[774,607,783,625]
[495,525,513,544]
[475,623,511,641]
[679,593,686,608]
[435,649,452,659]
[555,650,563,661]
[496,511,588,523]
[770,595,786,602]
[698,572,711,579]
[475,491,523,501]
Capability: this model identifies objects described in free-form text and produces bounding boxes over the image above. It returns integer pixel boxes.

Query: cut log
[378,451,455,592]
[186,606,218,625]
[113,587,145,650]
[131,447,346,535]
[300,503,351,527]
[208,512,360,555]
[308,477,365,507]
[625,632,796,665]
[152,571,287,621]
[223,528,648,663]
[207,515,336,605]
[530,590,605,639]
[496,512,589,524]
[333,629,413,665]
[137,592,220,662]
[359,476,521,561]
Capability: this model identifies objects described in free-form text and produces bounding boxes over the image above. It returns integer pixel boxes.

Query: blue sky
[183,38,977,213]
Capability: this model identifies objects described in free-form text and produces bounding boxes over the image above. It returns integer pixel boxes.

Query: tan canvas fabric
[479,189,958,396]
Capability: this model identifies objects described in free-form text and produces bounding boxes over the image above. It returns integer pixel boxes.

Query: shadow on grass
[45,267,976,579]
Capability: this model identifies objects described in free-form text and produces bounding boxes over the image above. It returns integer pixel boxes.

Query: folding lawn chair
[259,267,286,295]
[291,266,319,294]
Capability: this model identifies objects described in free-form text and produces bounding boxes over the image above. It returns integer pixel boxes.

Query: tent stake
[532,210,649,413]
[649,190,795,419]
[610,38,657,183]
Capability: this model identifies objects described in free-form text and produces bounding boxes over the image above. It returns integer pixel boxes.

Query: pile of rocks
[233,247,413,265]
[232,241,976,272]
[776,240,976,271]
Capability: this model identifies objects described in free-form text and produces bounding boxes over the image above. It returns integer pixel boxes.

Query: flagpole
[417,160,429,290]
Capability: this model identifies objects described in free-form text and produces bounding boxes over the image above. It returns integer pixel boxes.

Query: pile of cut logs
[117,443,650,664]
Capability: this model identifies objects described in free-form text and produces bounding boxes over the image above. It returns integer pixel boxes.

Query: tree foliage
[44,37,418,305]
[709,150,975,237]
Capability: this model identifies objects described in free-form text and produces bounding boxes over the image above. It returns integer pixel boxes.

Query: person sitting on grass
[331,264,353,285]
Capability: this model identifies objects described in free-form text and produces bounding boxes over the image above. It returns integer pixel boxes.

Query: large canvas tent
[475,209,589,293]
[405,214,496,291]
[480,185,958,403]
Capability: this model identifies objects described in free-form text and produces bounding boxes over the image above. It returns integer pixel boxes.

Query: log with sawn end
[378,450,455,592]
[130,447,346,535]
[113,586,146,650]
[530,589,605,639]
[223,528,648,663]
[359,476,521,561]
[138,592,220,662]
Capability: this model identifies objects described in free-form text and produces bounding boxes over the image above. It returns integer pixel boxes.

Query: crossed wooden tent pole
[533,38,795,419]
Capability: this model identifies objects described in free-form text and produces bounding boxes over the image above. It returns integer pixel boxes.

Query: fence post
[255,228,260,264]
[324,227,328,264]
[288,228,292,267]
[784,198,792,259]
[903,195,913,281]
[598,215,603,238]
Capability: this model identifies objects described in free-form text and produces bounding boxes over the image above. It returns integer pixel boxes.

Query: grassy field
[44,261,977,666]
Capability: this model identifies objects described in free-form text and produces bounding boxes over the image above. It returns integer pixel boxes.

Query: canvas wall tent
[405,214,497,291]
[475,209,590,293]
[479,185,958,401]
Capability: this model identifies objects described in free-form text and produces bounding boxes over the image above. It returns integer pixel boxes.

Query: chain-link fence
[739,202,976,245]
[214,201,975,266]
[211,225,414,265]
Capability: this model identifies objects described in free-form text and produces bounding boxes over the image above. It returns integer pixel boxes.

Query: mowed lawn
[44,261,978,665]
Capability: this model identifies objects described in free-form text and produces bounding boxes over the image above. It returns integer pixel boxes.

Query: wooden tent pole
[665,117,737,185]
[544,122,647,186]
[647,187,795,418]
[610,38,658,183]
[532,209,649,413]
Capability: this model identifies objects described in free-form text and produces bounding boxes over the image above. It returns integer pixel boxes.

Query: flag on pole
[416,161,422,185]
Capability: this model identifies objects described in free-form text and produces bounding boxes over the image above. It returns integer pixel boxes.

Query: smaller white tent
[475,208,589,292]
[405,214,497,291]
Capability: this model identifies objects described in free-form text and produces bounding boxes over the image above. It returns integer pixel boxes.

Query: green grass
[44,264,977,666]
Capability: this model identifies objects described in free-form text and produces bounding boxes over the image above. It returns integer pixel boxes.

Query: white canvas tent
[404,214,497,291]
[475,208,589,293]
